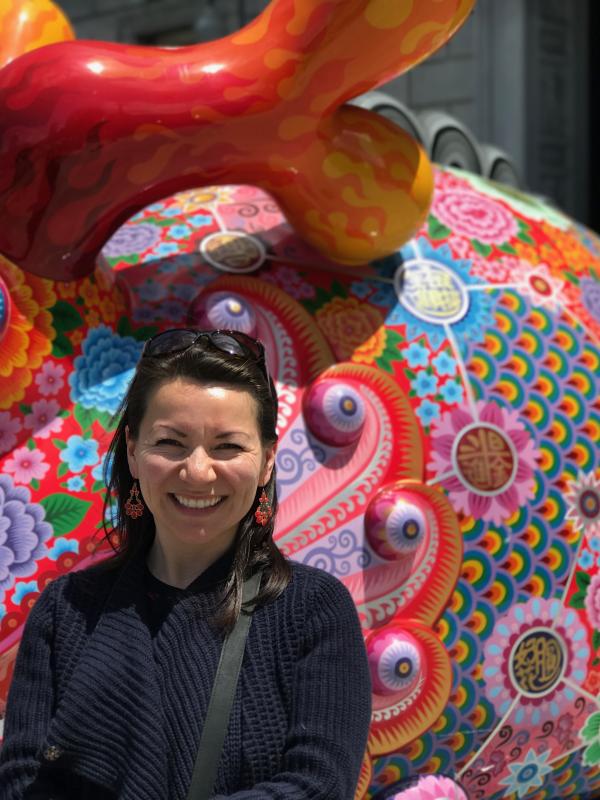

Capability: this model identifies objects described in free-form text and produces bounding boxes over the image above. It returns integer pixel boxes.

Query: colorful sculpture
[0,0,477,280]
[1,2,600,799]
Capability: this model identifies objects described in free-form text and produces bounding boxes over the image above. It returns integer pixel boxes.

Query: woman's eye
[156,438,181,447]
[217,443,242,450]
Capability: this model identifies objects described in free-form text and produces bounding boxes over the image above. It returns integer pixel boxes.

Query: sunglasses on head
[142,328,270,383]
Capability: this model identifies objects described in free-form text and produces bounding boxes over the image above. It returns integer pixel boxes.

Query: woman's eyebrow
[152,426,250,440]
[153,424,187,437]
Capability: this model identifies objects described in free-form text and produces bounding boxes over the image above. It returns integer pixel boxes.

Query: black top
[26,549,235,800]
[4,544,372,800]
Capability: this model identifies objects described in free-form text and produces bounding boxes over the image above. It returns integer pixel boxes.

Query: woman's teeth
[174,495,223,509]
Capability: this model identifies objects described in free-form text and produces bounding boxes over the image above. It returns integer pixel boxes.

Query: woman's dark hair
[96,338,291,632]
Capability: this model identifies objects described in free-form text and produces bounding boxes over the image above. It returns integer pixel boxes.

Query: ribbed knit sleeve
[0,576,64,800]
[212,571,372,800]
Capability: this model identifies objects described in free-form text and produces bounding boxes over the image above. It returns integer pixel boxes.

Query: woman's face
[126,377,276,557]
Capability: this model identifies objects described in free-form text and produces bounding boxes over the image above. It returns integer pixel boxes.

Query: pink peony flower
[469,254,523,283]
[391,775,467,800]
[4,446,50,484]
[0,412,22,455]
[432,188,518,245]
[447,234,473,260]
[23,399,64,440]
[585,573,600,631]
[34,361,66,397]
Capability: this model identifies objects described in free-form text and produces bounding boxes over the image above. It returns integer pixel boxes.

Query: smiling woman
[0,328,372,800]
[125,379,277,589]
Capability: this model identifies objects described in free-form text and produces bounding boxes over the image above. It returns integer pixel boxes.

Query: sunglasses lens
[209,331,248,358]
[214,331,264,359]
[144,329,199,357]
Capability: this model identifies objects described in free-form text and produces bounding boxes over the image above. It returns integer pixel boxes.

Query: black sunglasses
[142,328,270,383]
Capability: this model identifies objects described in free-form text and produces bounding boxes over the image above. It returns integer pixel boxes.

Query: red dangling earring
[125,481,145,518]
[254,488,272,526]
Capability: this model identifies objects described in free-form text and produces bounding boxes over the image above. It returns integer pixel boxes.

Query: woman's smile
[170,493,225,511]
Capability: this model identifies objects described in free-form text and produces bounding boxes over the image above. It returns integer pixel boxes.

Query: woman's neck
[145,532,236,589]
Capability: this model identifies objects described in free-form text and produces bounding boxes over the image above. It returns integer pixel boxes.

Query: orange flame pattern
[0,0,474,279]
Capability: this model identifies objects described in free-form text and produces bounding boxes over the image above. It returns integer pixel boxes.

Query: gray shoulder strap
[186,569,263,800]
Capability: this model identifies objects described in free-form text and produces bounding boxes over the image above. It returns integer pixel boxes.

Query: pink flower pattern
[34,361,66,397]
[23,400,64,440]
[4,447,50,484]
[566,471,600,539]
[469,254,523,284]
[585,574,600,631]
[391,775,467,800]
[428,400,538,524]
[447,233,474,260]
[483,599,589,727]
[432,188,518,245]
[0,412,22,456]
[262,265,315,300]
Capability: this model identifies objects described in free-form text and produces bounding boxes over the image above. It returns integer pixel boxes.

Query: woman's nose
[180,448,216,482]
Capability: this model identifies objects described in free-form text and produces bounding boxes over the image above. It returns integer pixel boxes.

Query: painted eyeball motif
[367,628,424,697]
[303,380,366,447]
[365,488,429,561]
[385,500,426,554]
[188,291,257,335]
[0,276,9,340]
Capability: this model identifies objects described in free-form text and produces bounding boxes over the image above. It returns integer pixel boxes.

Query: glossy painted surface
[0,0,475,279]
[0,0,74,69]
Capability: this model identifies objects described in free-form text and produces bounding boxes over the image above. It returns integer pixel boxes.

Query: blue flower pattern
[188,214,213,228]
[168,224,193,240]
[12,580,39,605]
[433,351,457,376]
[48,538,80,559]
[60,436,100,474]
[415,398,440,426]
[440,379,464,404]
[92,452,113,482]
[403,341,429,368]
[155,242,180,257]
[69,326,143,414]
[412,371,438,398]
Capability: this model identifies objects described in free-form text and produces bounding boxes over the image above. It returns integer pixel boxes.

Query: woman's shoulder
[286,559,346,589]
[276,559,357,614]
[39,555,124,615]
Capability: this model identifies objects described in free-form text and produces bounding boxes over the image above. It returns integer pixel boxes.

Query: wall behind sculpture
[376,1,590,227]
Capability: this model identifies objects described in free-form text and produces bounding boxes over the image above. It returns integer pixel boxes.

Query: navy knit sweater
[0,542,372,799]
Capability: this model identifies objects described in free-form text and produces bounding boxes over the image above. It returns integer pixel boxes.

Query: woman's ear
[125,425,139,479]
[260,441,277,487]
